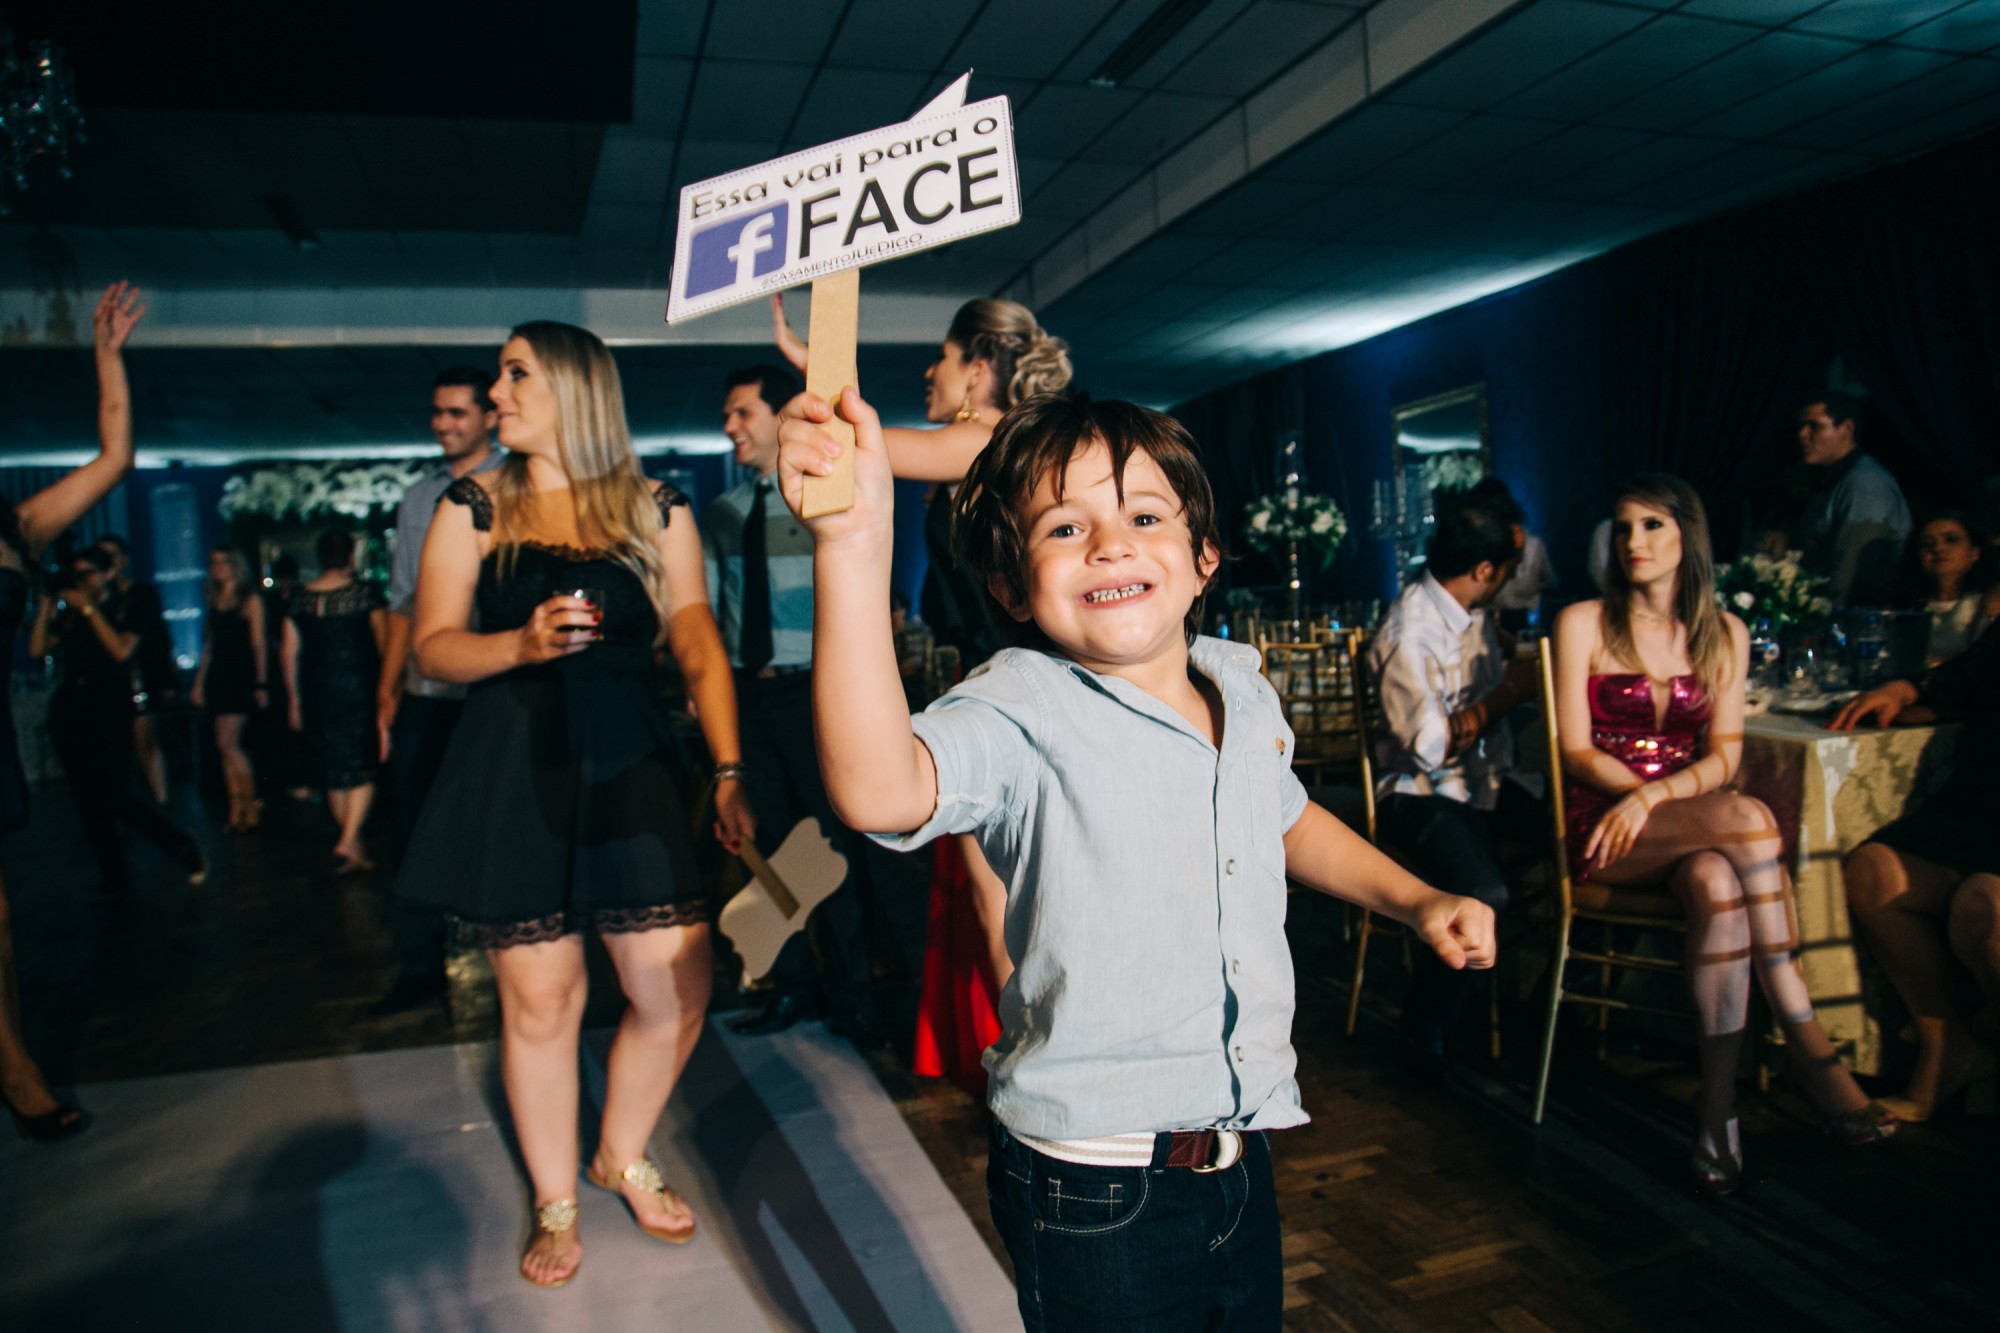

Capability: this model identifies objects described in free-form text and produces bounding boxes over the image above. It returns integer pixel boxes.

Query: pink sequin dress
[1566,673,1712,879]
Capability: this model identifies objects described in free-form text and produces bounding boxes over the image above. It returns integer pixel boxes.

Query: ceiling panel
[1540,134,1737,202]
[1893,0,2000,53]
[1385,0,1657,111]
[703,0,848,64]
[1677,0,1828,21]
[634,0,707,59]
[1496,14,1761,120]
[1684,44,1959,138]
[629,58,696,135]
[1157,1,1360,98]
[1773,54,2000,145]
[682,61,815,141]
[827,0,983,70]
[1455,122,1655,193]
[1364,116,1566,186]
[1794,0,1969,42]
[1122,0,1267,91]
[1013,85,1144,161]
[786,68,936,145]
[1026,161,1149,222]
[945,0,1129,81]
[1088,92,1235,163]
[1852,85,2000,154]
[1257,103,1468,183]
[1614,141,1831,209]
[1593,30,1863,131]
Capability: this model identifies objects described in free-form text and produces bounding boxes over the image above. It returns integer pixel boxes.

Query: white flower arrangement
[1420,452,1486,494]
[1241,492,1348,569]
[219,460,433,524]
[1714,549,1834,630]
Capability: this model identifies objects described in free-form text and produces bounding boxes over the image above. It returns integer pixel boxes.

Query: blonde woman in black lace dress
[400,321,753,1288]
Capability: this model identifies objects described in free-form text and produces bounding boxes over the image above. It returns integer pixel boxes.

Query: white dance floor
[2,1022,1018,1331]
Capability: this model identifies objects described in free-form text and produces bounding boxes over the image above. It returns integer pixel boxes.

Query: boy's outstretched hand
[1412,893,1497,972]
[776,386,896,549]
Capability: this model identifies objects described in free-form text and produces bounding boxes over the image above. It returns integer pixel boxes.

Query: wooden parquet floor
[12,766,1998,1331]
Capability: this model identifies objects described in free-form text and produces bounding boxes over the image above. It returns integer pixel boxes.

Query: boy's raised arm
[776,387,941,834]
[1282,802,1496,972]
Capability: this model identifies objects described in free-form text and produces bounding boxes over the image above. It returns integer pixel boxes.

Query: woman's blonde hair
[1601,472,1735,698]
[206,545,251,611]
[489,321,673,633]
[946,299,1072,410]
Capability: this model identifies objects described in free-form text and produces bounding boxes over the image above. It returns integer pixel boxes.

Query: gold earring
[955,392,980,424]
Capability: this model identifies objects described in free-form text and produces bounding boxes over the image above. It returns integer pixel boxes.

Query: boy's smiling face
[996,439,1217,678]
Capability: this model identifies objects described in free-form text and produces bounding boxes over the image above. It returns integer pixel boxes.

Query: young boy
[778,389,1494,1330]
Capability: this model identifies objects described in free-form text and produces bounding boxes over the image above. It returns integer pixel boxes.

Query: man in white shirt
[1367,491,1542,1077]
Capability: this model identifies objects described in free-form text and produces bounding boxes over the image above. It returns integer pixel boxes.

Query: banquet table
[1738,712,1962,1075]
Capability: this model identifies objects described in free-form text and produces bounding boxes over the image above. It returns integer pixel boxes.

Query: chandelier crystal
[0,26,83,215]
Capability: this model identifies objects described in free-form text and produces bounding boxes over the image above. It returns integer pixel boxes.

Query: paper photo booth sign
[665,75,1021,324]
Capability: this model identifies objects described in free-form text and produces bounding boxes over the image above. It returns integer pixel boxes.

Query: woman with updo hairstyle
[1900,510,1999,668]
[772,294,1072,1087]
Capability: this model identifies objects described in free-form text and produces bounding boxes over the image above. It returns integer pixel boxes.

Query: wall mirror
[1384,384,1489,585]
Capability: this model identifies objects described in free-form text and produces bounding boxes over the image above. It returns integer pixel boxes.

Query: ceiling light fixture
[0,25,83,216]
[1087,0,1214,89]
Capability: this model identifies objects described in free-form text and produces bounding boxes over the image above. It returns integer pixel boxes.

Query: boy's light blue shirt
[875,635,1311,1140]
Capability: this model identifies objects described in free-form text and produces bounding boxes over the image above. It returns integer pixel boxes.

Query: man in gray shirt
[1795,390,1911,605]
[370,365,505,1013]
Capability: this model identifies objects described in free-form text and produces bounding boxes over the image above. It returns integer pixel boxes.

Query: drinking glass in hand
[556,587,606,638]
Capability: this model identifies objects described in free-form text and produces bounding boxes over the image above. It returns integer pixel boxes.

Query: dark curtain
[1170,362,1305,585]
[1597,223,1831,527]
[1749,130,2000,500]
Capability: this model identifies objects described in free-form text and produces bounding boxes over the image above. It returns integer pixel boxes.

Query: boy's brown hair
[952,393,1223,644]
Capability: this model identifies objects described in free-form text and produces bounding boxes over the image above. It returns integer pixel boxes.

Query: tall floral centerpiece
[1242,486,1348,635]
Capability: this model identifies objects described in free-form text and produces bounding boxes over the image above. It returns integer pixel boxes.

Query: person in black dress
[192,544,268,830]
[95,533,176,805]
[400,321,753,1288]
[282,530,386,873]
[1838,623,2000,1121]
[0,281,148,1142]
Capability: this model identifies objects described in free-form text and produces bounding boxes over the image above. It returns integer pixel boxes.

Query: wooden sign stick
[800,267,860,518]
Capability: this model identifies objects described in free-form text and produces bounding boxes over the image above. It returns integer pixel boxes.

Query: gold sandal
[521,1198,580,1288]
[587,1156,697,1244]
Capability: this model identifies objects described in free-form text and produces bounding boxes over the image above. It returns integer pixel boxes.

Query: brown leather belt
[1162,1128,1250,1171]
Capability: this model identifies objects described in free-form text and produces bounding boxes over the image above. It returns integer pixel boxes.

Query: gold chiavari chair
[1256,633,1360,788]
[1345,629,1504,1058]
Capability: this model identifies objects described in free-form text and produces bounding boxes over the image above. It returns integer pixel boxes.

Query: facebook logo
[683,204,789,299]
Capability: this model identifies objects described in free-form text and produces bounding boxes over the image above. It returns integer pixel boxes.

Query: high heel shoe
[1817,1102,1898,1146]
[4,1089,84,1142]
[1689,1117,1742,1198]
[587,1156,697,1244]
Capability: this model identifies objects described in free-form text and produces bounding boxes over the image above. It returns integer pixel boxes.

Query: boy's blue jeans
[987,1121,1283,1331]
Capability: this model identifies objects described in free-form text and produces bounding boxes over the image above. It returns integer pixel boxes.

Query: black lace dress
[398,477,706,948]
[289,581,384,789]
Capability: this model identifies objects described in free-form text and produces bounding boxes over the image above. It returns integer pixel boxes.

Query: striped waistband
[1009,1130,1160,1167]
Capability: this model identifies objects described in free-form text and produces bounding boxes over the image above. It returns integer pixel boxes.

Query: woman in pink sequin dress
[1553,474,1893,1196]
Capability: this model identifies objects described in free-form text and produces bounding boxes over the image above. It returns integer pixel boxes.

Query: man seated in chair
[1367,490,1544,1078]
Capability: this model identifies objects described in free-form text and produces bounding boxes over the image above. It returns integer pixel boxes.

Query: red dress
[912,836,1003,1096]
[1565,673,1711,879]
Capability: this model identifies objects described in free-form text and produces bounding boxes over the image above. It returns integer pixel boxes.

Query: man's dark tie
[739,479,774,672]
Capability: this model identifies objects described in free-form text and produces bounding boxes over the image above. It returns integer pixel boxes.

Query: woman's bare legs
[330,783,374,865]
[958,834,1013,992]
[0,872,75,1129]
[591,923,711,1234]
[1846,845,1994,1119]
[490,935,589,1285]
[214,714,254,828]
[1593,792,1874,1127]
